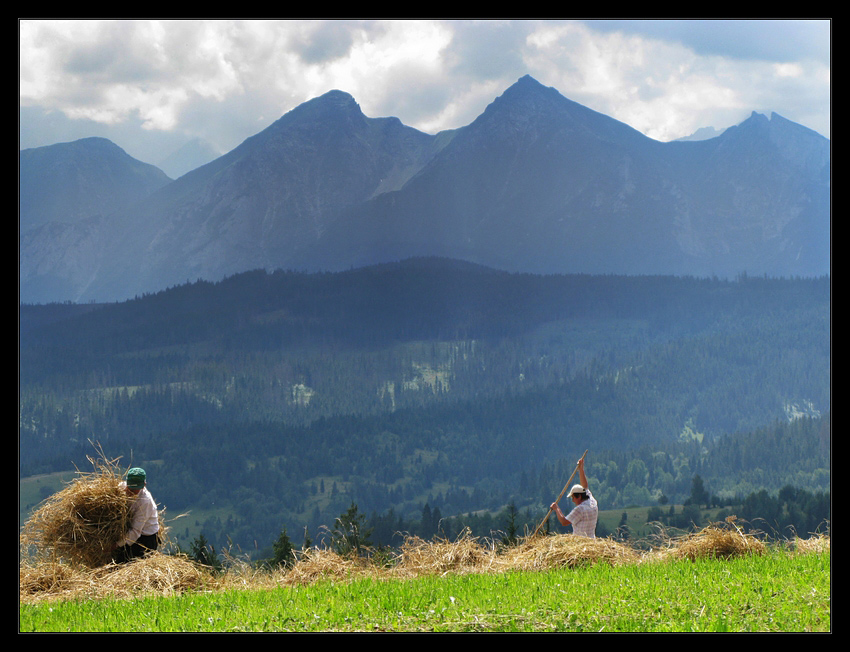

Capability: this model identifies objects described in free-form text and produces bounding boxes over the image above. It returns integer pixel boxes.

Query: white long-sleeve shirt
[119,483,159,546]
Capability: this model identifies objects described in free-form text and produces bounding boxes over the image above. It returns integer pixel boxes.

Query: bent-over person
[112,467,159,563]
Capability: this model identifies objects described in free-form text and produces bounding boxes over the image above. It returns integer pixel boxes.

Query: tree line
[183,478,830,571]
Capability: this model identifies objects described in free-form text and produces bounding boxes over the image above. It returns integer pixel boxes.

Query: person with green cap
[112,467,160,563]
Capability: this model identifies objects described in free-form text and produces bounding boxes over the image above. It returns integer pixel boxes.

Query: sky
[19,19,831,173]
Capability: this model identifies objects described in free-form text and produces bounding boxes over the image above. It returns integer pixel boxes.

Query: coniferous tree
[501,501,520,546]
[331,502,373,558]
[689,475,710,508]
[189,533,221,570]
[272,527,296,568]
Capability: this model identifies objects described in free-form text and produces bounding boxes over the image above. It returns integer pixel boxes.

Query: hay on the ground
[793,532,830,555]
[20,552,217,603]
[89,553,215,599]
[19,558,86,602]
[278,547,375,586]
[500,533,641,571]
[666,517,766,561]
[21,530,831,604]
[396,529,491,576]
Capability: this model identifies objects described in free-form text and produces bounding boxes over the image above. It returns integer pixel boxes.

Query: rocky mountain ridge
[20,75,830,304]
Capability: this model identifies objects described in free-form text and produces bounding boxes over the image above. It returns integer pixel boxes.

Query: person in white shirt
[550,456,598,538]
[112,467,160,563]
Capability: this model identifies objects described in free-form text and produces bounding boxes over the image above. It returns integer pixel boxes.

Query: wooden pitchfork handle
[531,449,588,538]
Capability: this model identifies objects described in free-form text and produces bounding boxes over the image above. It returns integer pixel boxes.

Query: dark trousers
[113,532,159,564]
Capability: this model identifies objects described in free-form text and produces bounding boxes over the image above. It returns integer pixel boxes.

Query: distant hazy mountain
[156,137,222,179]
[20,137,171,233]
[19,76,830,304]
[675,126,728,141]
[19,137,172,303]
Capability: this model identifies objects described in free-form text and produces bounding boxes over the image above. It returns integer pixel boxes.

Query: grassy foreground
[20,549,829,633]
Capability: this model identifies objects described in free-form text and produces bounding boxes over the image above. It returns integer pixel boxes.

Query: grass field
[19,547,829,633]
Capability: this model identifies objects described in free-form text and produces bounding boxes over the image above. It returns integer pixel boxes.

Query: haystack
[89,553,214,599]
[20,553,217,603]
[279,547,375,586]
[396,529,492,576]
[793,532,830,555]
[499,534,641,571]
[666,518,766,561]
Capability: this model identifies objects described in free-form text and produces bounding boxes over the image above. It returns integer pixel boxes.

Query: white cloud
[19,18,829,164]
[521,20,829,141]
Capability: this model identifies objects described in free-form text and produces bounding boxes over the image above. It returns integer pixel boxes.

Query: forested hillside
[19,259,830,555]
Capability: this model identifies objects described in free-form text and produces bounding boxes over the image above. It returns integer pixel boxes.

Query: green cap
[126,467,146,489]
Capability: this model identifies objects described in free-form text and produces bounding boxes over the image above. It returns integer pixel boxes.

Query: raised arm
[577,456,588,491]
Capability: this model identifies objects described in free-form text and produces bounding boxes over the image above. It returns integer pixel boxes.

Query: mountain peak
[314,88,359,107]
[291,89,362,118]
[476,75,564,123]
[21,135,125,157]
[474,74,648,148]
[499,74,559,101]
[512,73,546,88]
[247,89,365,140]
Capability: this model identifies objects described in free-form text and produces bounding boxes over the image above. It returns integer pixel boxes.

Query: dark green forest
[19,258,830,556]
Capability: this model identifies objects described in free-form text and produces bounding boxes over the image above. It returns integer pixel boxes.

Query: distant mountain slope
[19,137,173,303]
[19,76,830,304]
[156,137,221,179]
[20,137,172,233]
[301,79,830,279]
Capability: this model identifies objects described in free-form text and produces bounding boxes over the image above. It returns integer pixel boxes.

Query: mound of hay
[21,457,136,568]
[500,534,640,571]
[667,518,766,561]
[20,553,217,603]
[396,529,491,576]
[280,547,375,586]
[19,558,86,602]
[793,533,830,555]
[90,553,215,599]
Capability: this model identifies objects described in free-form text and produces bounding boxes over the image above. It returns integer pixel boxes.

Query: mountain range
[19,75,830,304]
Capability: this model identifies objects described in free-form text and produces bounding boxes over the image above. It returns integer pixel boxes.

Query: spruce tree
[331,502,373,558]
[272,527,296,568]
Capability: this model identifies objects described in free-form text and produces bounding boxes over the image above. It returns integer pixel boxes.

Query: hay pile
[665,518,766,561]
[19,558,82,602]
[500,533,641,571]
[392,529,639,577]
[396,529,493,577]
[20,553,217,604]
[793,532,830,555]
[278,547,376,586]
[21,456,136,568]
[88,554,214,600]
